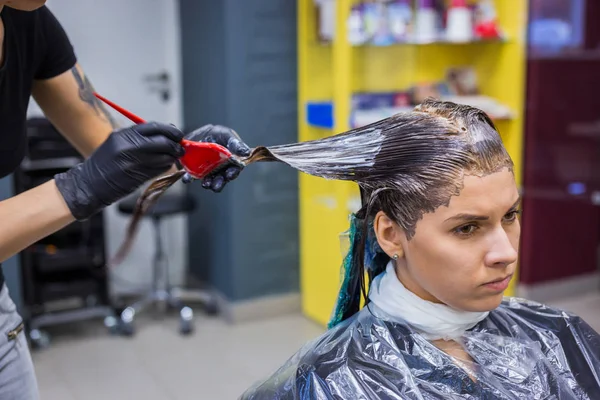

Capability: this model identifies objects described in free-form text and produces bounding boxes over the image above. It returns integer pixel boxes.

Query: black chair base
[114,289,194,336]
[112,191,219,336]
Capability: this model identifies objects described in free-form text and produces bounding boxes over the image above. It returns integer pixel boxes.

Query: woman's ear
[373,211,404,259]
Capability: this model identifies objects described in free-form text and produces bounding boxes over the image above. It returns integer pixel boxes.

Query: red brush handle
[94,93,146,124]
[93,92,235,179]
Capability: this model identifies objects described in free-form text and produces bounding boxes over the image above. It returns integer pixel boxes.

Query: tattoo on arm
[70,66,119,129]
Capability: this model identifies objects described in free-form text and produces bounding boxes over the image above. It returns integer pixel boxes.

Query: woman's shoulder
[492,296,600,397]
[288,307,406,370]
[240,307,413,399]
[493,296,596,334]
[498,296,578,317]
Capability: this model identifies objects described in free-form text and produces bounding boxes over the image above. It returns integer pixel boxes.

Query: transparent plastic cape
[240,298,600,399]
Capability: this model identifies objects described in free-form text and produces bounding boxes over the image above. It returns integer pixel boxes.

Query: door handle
[143,71,169,83]
[143,71,170,102]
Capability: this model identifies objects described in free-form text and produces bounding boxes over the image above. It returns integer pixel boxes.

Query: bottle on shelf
[413,0,440,43]
[446,0,474,42]
[387,0,413,43]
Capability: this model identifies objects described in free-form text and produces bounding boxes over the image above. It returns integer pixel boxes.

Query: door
[520,0,600,286]
[27,0,188,296]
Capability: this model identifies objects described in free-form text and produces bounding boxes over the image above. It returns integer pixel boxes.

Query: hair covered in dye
[112,98,514,326]
[248,98,513,239]
[247,98,514,326]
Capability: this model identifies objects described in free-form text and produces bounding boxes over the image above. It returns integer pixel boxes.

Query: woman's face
[375,167,521,312]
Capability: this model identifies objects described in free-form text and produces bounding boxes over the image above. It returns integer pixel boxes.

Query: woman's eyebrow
[445,197,522,223]
[445,214,489,223]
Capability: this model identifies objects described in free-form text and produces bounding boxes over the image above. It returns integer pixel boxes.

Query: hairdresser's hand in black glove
[181,124,251,192]
[54,122,185,220]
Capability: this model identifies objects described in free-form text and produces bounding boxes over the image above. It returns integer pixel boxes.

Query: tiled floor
[32,293,600,400]
[32,310,325,400]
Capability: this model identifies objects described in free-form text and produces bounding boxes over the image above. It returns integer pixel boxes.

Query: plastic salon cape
[240,298,600,399]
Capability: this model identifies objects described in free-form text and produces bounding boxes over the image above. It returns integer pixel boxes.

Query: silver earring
[393,254,399,260]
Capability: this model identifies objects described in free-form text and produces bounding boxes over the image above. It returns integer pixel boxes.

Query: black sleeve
[34,6,77,80]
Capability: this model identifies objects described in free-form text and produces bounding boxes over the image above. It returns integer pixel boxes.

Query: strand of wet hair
[107,170,186,268]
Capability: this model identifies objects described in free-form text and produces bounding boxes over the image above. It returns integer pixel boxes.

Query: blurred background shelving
[298,0,528,325]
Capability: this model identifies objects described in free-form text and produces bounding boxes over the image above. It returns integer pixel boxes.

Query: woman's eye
[454,224,478,236]
[503,210,521,222]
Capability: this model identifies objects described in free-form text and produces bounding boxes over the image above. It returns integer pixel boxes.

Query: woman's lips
[483,274,513,292]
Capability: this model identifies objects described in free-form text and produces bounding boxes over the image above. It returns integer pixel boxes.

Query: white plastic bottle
[414,0,439,43]
[446,0,474,42]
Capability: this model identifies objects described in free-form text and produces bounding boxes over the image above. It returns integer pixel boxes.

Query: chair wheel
[179,306,193,335]
[180,319,193,335]
[105,315,135,336]
[119,320,135,336]
[116,307,137,336]
[29,329,50,350]
[204,298,219,316]
[104,316,120,335]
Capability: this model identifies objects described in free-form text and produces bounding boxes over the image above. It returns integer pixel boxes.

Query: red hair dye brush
[94,93,236,179]
[93,93,241,267]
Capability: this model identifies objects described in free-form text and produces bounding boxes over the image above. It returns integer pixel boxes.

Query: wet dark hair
[112,99,514,326]
[249,98,514,324]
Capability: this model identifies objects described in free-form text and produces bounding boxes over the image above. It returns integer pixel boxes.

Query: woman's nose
[485,228,518,267]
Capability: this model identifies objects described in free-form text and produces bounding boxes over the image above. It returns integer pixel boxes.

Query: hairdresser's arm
[31,63,117,157]
[0,123,184,263]
[32,64,179,176]
[0,180,74,263]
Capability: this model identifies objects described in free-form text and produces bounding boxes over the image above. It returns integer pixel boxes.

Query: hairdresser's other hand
[54,122,184,220]
[181,124,251,192]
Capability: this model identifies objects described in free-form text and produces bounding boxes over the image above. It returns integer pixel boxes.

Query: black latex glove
[181,124,251,192]
[54,122,184,220]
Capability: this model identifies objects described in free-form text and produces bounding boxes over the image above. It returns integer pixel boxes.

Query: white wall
[28,0,188,296]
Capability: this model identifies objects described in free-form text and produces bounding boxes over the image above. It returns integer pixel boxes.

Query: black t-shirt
[0,6,77,287]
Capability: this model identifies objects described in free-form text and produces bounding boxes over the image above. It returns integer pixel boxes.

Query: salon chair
[108,187,219,336]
